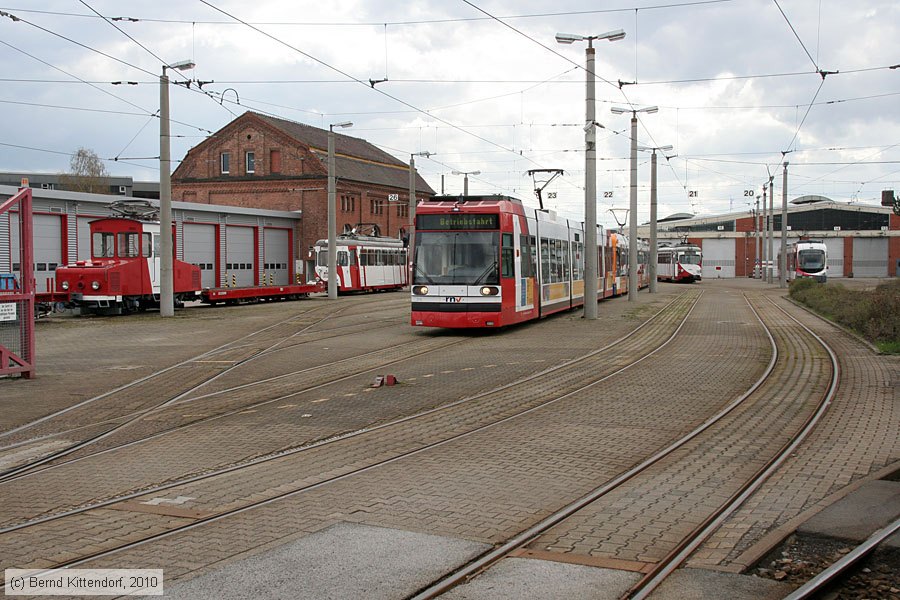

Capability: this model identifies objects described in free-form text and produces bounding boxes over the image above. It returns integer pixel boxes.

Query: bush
[789,278,900,353]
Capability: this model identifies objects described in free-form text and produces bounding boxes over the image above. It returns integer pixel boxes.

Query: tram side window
[520,235,536,278]
[501,233,514,278]
[93,232,115,258]
[572,242,584,280]
[562,240,571,280]
[337,251,348,267]
[141,233,152,257]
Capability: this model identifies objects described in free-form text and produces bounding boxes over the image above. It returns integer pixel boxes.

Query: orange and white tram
[410,195,647,328]
[313,234,408,293]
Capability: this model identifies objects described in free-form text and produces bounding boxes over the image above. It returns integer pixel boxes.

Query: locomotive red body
[55,217,201,315]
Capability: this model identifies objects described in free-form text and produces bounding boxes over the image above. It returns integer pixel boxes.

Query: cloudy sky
[1,1,898,227]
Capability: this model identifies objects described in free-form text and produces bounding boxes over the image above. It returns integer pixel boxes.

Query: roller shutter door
[11,213,63,293]
[701,239,736,278]
[263,228,289,285]
[852,238,887,277]
[184,223,217,288]
[75,216,108,262]
[823,238,844,278]
[225,225,255,287]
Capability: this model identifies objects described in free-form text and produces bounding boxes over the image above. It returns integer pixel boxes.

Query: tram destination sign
[417,214,499,230]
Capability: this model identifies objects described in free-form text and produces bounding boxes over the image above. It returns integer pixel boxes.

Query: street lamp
[451,170,480,196]
[556,28,625,320]
[409,151,432,273]
[159,59,195,318]
[327,121,353,300]
[638,144,673,294]
[611,104,658,301]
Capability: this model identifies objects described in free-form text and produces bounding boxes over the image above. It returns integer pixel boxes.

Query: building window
[372,198,384,215]
[341,195,355,213]
[246,151,255,174]
[396,203,408,218]
[270,149,282,174]
[221,152,230,174]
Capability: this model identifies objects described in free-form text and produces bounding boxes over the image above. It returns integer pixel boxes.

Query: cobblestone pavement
[1,279,896,595]
[694,282,900,572]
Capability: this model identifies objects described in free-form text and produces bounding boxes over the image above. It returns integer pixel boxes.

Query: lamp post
[612,104,658,301]
[409,151,432,274]
[780,162,788,288]
[755,195,761,278]
[768,175,774,284]
[557,29,625,319]
[638,144,673,294]
[451,170,480,196]
[327,121,353,300]
[159,59,195,318]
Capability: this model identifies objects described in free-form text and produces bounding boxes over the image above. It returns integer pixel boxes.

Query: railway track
[0,291,700,586]
[0,296,412,480]
[411,293,840,599]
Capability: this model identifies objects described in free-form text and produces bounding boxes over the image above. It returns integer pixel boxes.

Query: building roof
[251,112,435,194]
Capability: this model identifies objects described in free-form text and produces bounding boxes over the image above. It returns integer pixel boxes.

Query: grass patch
[789,278,900,353]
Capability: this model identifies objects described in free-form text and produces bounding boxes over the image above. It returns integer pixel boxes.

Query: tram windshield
[678,251,701,265]
[798,249,825,270]
[414,231,499,285]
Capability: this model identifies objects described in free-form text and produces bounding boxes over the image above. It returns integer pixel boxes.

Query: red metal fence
[0,188,35,379]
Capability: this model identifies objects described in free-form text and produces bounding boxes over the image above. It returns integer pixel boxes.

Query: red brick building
[172,111,435,277]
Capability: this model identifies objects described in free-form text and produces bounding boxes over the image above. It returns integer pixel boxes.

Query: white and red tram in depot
[313,233,408,293]
[656,243,702,283]
[782,239,828,283]
[410,195,648,328]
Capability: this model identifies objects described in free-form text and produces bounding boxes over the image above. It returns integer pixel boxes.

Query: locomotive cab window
[117,232,149,258]
[92,232,115,258]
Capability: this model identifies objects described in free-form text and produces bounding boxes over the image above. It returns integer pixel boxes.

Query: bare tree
[59,147,111,193]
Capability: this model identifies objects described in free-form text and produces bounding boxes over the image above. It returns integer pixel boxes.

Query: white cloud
[0,0,897,227]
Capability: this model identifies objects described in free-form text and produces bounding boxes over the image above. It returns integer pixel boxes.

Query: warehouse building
[1,185,301,296]
[638,197,900,278]
[172,111,435,276]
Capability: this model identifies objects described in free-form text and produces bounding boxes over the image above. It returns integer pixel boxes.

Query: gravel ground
[755,534,900,599]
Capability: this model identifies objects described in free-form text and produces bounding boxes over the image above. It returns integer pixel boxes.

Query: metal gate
[183,223,217,288]
[0,188,35,379]
[852,238,888,277]
[701,239,736,278]
[263,228,290,285]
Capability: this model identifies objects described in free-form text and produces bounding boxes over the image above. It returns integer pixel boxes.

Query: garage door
[852,238,888,277]
[823,238,844,278]
[701,239,736,278]
[184,223,217,288]
[225,225,255,287]
[263,228,290,285]
[10,213,62,293]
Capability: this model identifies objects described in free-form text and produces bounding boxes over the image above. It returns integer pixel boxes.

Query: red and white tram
[410,195,647,328]
[782,239,827,283]
[656,243,702,283]
[313,234,408,293]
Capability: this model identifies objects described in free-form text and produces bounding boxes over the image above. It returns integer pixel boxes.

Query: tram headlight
[91,281,101,290]
[412,285,429,295]
[480,286,499,296]
[61,281,69,290]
